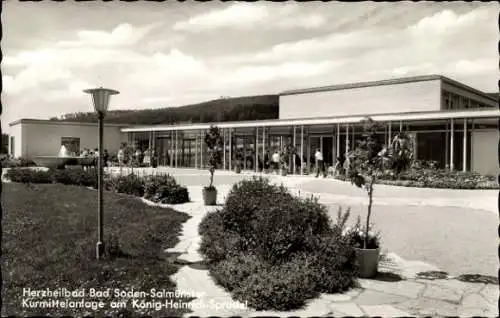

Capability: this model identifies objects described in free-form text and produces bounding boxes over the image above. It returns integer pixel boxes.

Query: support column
[262,127,266,168]
[388,122,392,145]
[255,127,259,172]
[332,128,335,167]
[463,118,467,172]
[229,129,232,171]
[170,130,175,168]
[175,130,178,168]
[336,123,340,158]
[200,130,201,169]
[194,134,197,169]
[345,123,349,156]
[223,129,226,170]
[243,137,247,170]
[307,131,311,174]
[293,126,296,175]
[445,122,449,168]
[450,118,455,171]
[300,125,304,175]
[399,121,403,132]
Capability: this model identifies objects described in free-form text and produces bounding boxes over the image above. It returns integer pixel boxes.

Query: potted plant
[346,117,413,278]
[203,125,223,205]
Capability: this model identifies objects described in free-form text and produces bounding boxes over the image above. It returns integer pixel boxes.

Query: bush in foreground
[105,173,145,197]
[199,177,357,311]
[6,168,190,204]
[52,168,98,188]
[4,168,53,183]
[1,156,36,168]
[144,174,190,204]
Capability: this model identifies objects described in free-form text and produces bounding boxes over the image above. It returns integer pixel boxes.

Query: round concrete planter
[355,247,380,278]
[202,187,217,206]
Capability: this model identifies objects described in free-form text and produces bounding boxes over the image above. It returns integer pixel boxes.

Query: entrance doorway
[309,135,335,169]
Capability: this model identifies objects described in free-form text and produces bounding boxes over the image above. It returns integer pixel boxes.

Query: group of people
[117,146,156,167]
[78,148,110,167]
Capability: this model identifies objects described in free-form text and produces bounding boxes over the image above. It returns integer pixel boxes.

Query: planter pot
[355,247,380,278]
[202,187,217,206]
[281,169,288,176]
[235,166,241,174]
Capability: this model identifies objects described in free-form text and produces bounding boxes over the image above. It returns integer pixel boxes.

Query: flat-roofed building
[8,74,499,176]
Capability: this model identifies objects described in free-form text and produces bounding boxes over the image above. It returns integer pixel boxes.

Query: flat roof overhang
[121,109,500,133]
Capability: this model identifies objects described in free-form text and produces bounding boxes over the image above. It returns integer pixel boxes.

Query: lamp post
[83,87,120,260]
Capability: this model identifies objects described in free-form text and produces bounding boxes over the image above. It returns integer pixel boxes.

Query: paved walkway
[141,183,498,317]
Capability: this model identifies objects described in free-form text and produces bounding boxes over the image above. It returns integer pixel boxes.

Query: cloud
[173,2,326,32]
[58,22,161,47]
[2,3,498,132]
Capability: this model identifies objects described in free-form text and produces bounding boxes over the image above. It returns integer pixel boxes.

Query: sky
[2,1,498,133]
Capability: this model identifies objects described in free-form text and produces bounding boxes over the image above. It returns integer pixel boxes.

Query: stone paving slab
[357,279,426,299]
[328,303,365,316]
[394,297,460,317]
[480,283,499,305]
[422,283,463,304]
[354,289,410,306]
[459,293,497,316]
[361,304,411,316]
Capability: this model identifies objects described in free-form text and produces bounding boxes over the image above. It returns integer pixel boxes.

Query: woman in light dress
[117,148,125,166]
[143,148,152,166]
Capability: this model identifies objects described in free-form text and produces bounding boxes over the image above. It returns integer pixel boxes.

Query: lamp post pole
[84,87,119,260]
[97,111,104,259]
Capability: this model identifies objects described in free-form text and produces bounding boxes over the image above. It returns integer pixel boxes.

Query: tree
[347,117,414,248]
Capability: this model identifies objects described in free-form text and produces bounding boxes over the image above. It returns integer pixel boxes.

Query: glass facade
[127,116,491,174]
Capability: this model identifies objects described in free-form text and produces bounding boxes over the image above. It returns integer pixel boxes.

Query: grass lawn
[1,182,192,317]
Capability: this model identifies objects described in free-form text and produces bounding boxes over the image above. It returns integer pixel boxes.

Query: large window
[442,90,492,110]
[61,137,80,154]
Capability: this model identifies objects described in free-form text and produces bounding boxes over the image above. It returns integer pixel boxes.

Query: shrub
[144,174,190,204]
[301,233,358,293]
[199,212,246,262]
[219,177,331,264]
[210,253,270,291]
[199,177,358,311]
[232,256,319,311]
[4,168,53,183]
[52,168,98,188]
[106,173,145,197]
[1,157,36,168]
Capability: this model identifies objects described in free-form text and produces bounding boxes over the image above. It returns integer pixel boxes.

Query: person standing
[103,149,109,167]
[271,150,280,174]
[315,148,326,178]
[117,147,125,166]
[135,148,142,166]
[143,148,151,166]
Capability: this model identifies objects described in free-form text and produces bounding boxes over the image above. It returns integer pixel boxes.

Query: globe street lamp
[83,87,120,260]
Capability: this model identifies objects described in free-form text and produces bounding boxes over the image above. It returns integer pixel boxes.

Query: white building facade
[8,75,499,176]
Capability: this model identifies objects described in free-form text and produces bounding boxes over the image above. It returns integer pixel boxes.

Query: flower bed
[335,168,498,190]
[199,177,358,311]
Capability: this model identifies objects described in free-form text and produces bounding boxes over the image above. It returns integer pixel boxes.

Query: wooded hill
[50,94,279,125]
